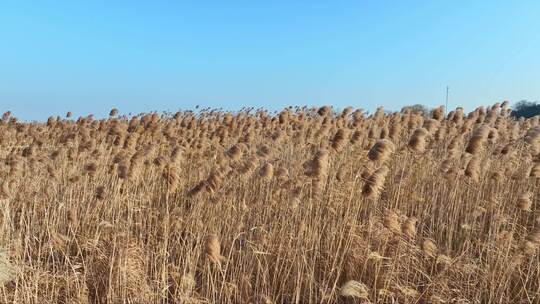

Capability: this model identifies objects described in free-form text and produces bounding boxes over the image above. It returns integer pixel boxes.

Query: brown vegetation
[0,103,538,303]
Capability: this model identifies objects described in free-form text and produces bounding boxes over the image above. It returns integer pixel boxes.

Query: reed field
[0,102,539,303]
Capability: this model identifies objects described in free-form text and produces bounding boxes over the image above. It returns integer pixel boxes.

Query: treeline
[511,100,540,118]
[401,100,540,119]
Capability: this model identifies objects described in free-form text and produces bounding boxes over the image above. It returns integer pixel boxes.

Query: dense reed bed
[0,102,538,303]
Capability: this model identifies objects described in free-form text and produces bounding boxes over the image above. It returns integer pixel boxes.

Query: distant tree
[402,104,429,117]
[511,100,540,119]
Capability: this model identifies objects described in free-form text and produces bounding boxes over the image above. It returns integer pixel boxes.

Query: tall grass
[0,102,538,303]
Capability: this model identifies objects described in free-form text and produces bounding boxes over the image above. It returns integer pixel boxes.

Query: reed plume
[465,126,490,155]
[367,139,394,163]
[517,192,532,211]
[259,162,274,180]
[422,239,438,257]
[525,126,540,154]
[330,128,350,152]
[402,217,417,238]
[339,280,369,299]
[204,234,225,264]
[408,128,429,153]
[162,164,179,193]
[383,210,401,232]
[362,166,389,200]
[465,156,481,182]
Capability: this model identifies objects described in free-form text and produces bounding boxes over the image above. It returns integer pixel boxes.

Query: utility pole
[445,86,449,116]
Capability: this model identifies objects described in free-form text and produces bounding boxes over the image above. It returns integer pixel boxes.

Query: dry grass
[0,102,539,303]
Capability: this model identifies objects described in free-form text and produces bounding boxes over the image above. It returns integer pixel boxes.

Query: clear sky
[1,1,539,121]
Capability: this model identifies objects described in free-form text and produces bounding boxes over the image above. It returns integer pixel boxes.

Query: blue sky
[1,1,539,121]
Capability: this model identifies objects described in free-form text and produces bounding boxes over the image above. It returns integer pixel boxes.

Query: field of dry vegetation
[0,101,539,303]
